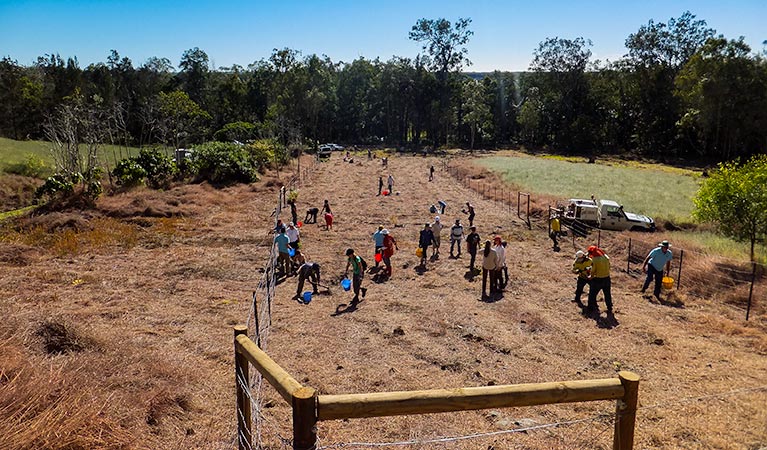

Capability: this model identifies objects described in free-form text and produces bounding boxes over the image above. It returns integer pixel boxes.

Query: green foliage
[112,159,147,187]
[4,154,50,178]
[693,155,767,261]
[35,167,103,205]
[214,121,256,142]
[287,189,299,203]
[189,141,260,184]
[134,148,177,187]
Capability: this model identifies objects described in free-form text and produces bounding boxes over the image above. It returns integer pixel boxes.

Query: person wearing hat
[432,216,444,256]
[418,223,435,266]
[344,248,367,303]
[372,225,385,267]
[450,219,464,257]
[572,250,592,305]
[381,229,398,277]
[466,225,481,270]
[586,245,612,315]
[642,240,673,301]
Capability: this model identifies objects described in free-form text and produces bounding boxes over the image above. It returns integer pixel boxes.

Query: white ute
[563,198,655,232]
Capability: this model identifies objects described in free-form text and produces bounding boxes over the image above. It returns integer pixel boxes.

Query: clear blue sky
[1,0,765,71]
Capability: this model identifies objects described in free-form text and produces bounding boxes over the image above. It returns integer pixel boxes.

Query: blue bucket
[288,247,296,257]
[302,291,312,303]
[341,278,351,291]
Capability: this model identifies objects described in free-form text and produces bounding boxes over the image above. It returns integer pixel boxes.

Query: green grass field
[0,137,145,174]
[477,155,701,223]
[477,154,766,262]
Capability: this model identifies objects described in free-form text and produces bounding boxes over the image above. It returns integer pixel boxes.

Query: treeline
[1,12,765,162]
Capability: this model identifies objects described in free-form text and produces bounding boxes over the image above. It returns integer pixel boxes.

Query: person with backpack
[344,248,367,304]
[418,223,435,266]
[381,229,398,277]
[450,219,464,257]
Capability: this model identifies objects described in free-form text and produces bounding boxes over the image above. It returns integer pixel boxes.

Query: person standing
[572,250,592,305]
[642,240,673,301]
[586,246,612,315]
[429,165,435,181]
[288,199,298,226]
[431,216,443,256]
[377,176,383,196]
[321,199,333,230]
[481,241,499,299]
[500,241,509,287]
[450,219,464,257]
[344,248,367,304]
[387,174,394,195]
[438,200,447,214]
[466,226,481,270]
[550,213,562,252]
[464,202,476,227]
[295,262,321,301]
[286,222,300,250]
[418,223,435,266]
[273,227,292,277]
[372,225,385,267]
[493,236,506,291]
[382,229,398,277]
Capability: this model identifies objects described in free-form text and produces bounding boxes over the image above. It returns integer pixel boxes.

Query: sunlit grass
[0,137,147,172]
[667,230,766,264]
[0,206,36,222]
[477,155,701,223]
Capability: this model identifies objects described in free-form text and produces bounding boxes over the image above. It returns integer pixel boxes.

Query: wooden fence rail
[234,325,640,450]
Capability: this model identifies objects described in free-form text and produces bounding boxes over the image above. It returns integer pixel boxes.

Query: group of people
[480,236,509,300]
[570,239,673,316]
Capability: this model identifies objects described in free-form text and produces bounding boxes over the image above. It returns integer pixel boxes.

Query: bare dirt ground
[1,150,766,450]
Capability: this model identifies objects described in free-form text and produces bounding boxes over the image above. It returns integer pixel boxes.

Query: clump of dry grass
[0,334,132,449]
[1,217,139,256]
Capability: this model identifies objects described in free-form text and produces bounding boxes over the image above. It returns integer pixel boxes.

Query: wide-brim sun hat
[659,240,671,247]
[381,229,389,235]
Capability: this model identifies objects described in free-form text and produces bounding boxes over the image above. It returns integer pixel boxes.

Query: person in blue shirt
[372,225,385,267]
[273,227,292,277]
[642,240,673,301]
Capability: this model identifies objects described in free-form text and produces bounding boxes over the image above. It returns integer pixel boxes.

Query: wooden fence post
[627,238,632,273]
[234,326,253,450]
[293,387,318,450]
[613,371,640,450]
[676,249,684,289]
[746,262,757,321]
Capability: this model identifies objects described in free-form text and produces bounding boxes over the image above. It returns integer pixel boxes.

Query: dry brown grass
[0,151,765,449]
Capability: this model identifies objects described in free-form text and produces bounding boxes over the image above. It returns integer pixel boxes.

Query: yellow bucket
[662,276,674,290]
[416,248,424,258]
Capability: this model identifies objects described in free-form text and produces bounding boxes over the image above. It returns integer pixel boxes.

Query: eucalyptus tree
[409,17,473,148]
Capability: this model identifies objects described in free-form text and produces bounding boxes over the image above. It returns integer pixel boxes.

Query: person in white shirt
[493,236,506,291]
[431,216,443,256]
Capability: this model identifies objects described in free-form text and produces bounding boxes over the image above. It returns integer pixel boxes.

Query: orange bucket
[662,276,674,290]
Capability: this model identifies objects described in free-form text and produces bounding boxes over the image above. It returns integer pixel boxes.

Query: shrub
[189,141,260,184]
[213,121,257,142]
[4,154,51,178]
[112,159,147,187]
[35,168,103,206]
[112,148,177,188]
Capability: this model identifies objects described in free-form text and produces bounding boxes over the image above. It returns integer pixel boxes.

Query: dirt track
[1,150,766,449]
